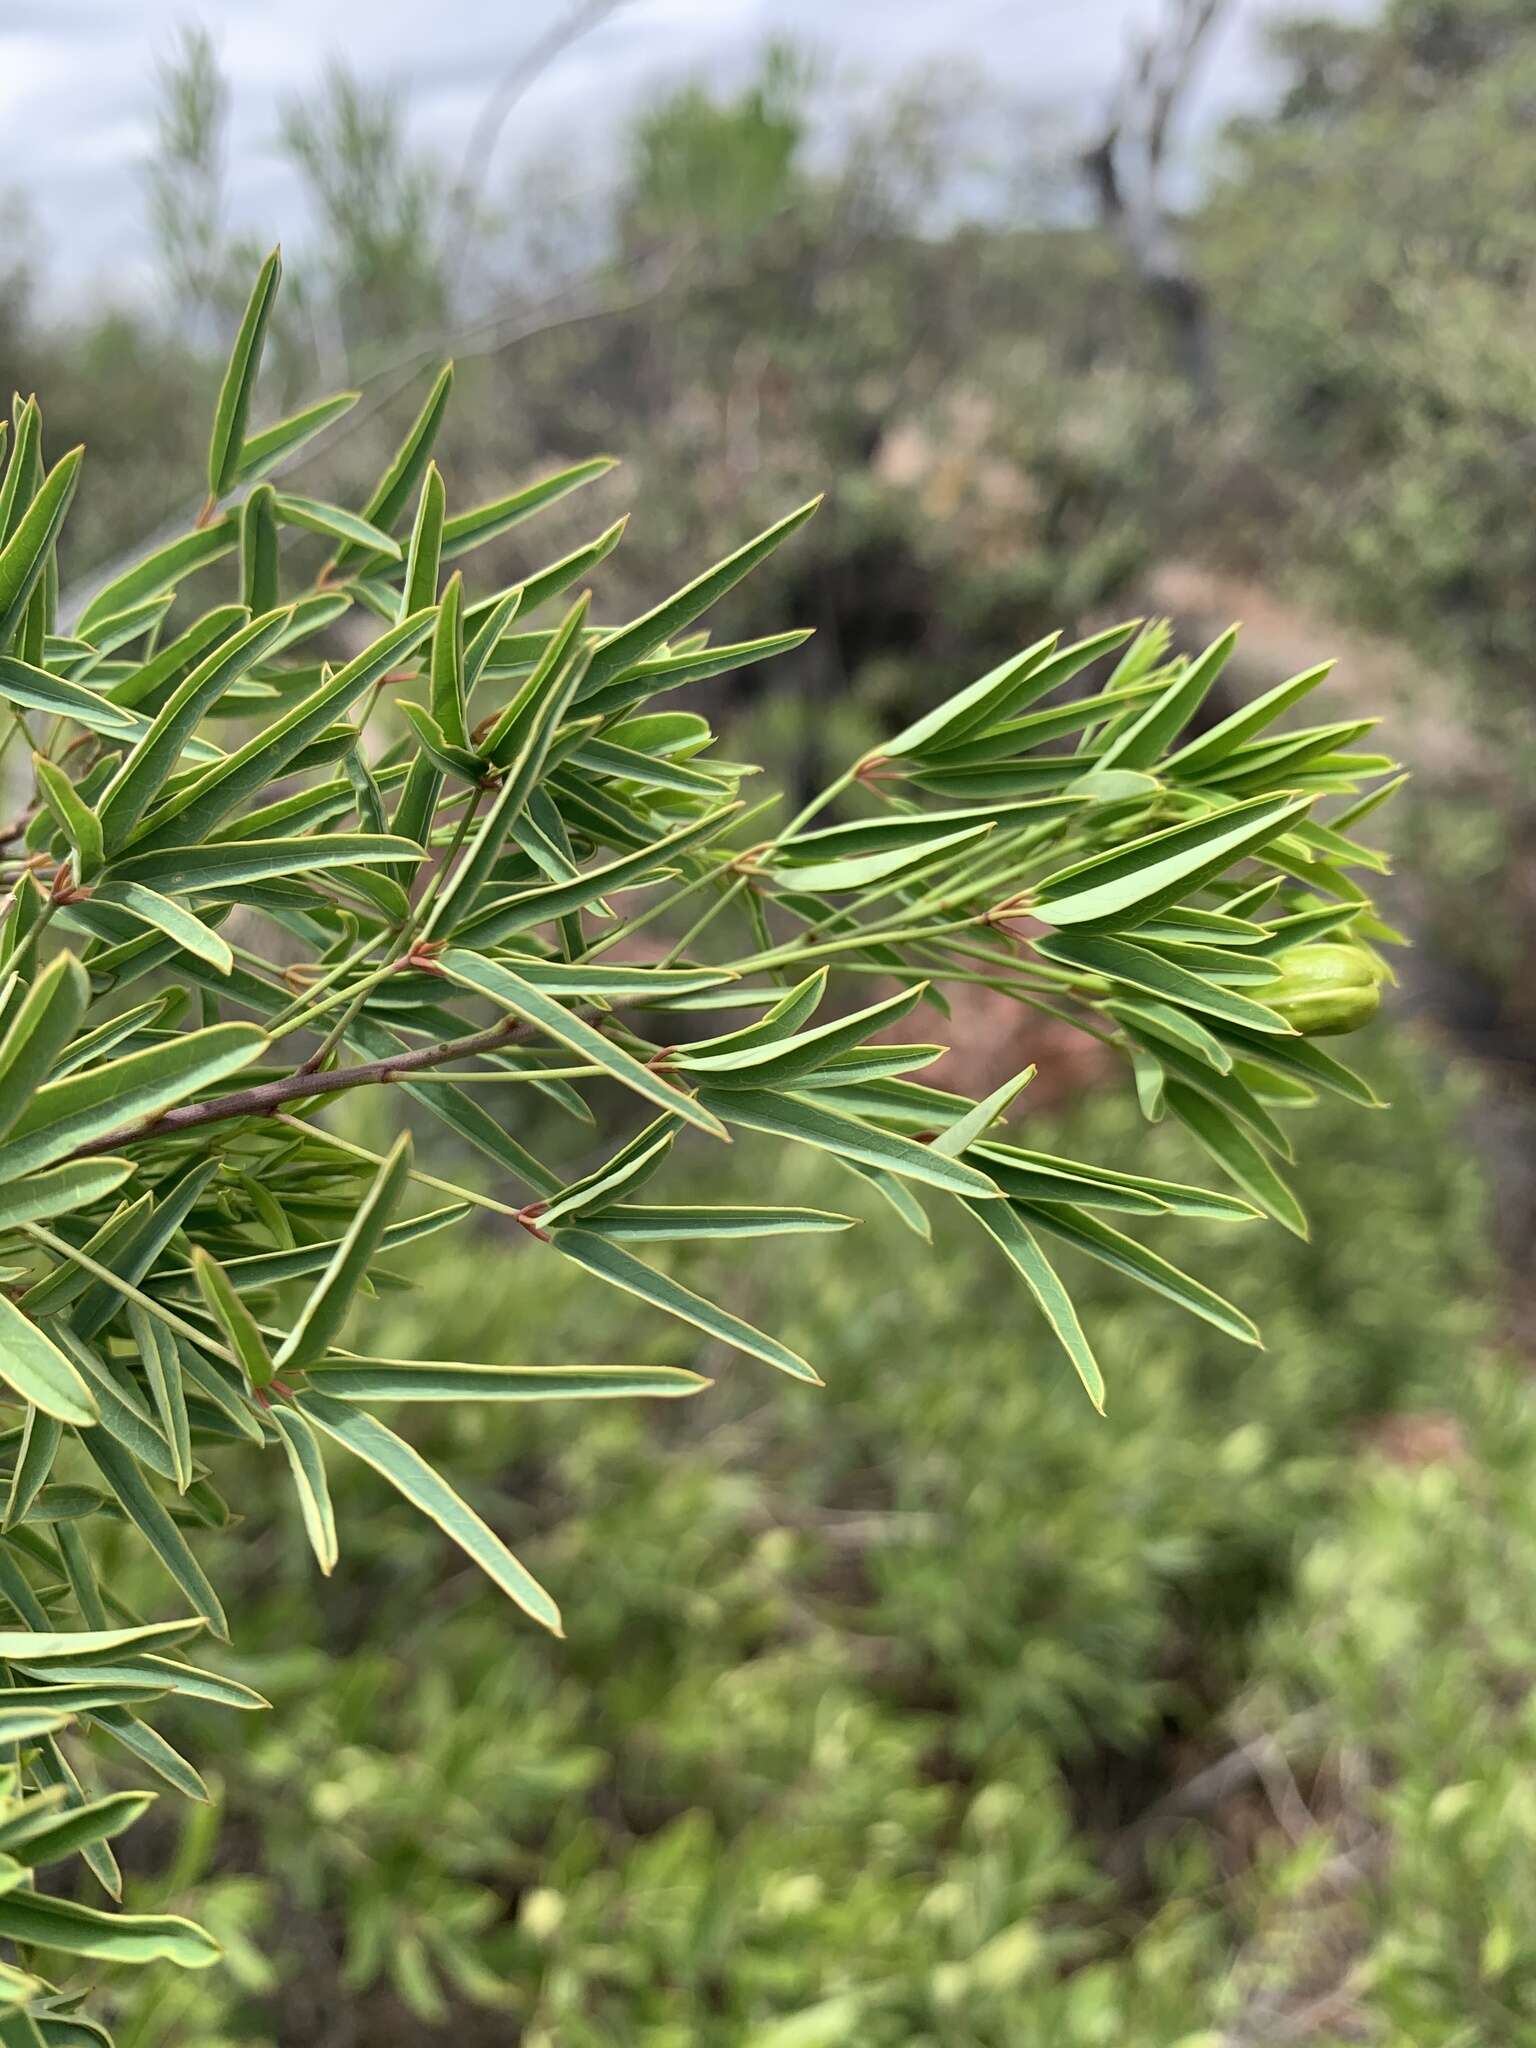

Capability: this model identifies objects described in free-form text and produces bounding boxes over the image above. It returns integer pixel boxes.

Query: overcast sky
[2,0,1350,308]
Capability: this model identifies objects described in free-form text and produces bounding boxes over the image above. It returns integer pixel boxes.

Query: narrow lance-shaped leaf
[0,446,83,649]
[79,1431,229,1640]
[1030,793,1315,930]
[430,568,469,748]
[0,653,144,739]
[575,498,820,704]
[129,1303,192,1493]
[274,1135,412,1372]
[88,881,232,975]
[436,951,727,1140]
[0,1296,98,1425]
[694,1086,1001,1200]
[207,244,280,501]
[235,388,359,486]
[298,1391,563,1634]
[0,1161,144,1231]
[4,1407,62,1527]
[400,461,445,620]
[305,1361,710,1401]
[75,518,239,641]
[0,1889,219,1970]
[127,609,438,849]
[69,1155,220,1339]
[273,493,402,560]
[442,455,616,561]
[192,1249,275,1387]
[33,755,102,880]
[329,361,452,575]
[550,1228,819,1383]
[270,1406,339,1575]
[97,606,293,851]
[0,953,89,1140]
[963,1197,1105,1412]
[240,484,279,613]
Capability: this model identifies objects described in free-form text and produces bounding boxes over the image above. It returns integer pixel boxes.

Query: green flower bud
[1266,942,1382,1037]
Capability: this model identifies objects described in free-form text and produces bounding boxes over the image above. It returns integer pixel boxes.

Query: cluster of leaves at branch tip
[0,246,1401,2030]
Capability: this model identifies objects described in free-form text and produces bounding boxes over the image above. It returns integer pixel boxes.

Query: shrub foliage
[0,251,1399,2031]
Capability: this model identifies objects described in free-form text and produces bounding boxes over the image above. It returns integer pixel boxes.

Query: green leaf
[273,493,402,560]
[304,1360,709,1401]
[113,833,420,895]
[578,1204,855,1241]
[67,1157,218,1340]
[88,882,231,974]
[4,1407,62,1527]
[576,499,819,705]
[1092,627,1237,773]
[125,609,437,850]
[331,362,452,574]
[274,1135,411,1371]
[401,462,445,619]
[0,1023,264,1184]
[297,1392,562,1634]
[1037,932,1293,1035]
[550,1227,818,1383]
[0,1790,152,1865]
[537,1119,677,1225]
[1017,1200,1261,1345]
[50,1328,179,1480]
[0,1620,203,1661]
[442,456,616,561]
[79,1433,228,1638]
[973,1142,1257,1222]
[0,447,83,649]
[0,1889,219,1969]
[270,1406,338,1576]
[765,820,993,894]
[191,1249,274,1387]
[931,1066,1035,1157]
[0,655,143,740]
[962,1197,1105,1411]
[508,962,734,1003]
[579,629,813,720]
[235,389,358,486]
[675,985,927,1088]
[1212,1020,1383,1109]
[430,569,469,749]
[694,1086,1001,1199]
[76,519,240,640]
[0,954,89,1140]
[448,621,596,926]
[207,245,280,500]
[0,1296,98,1424]
[1031,793,1315,930]
[1164,1081,1308,1238]
[90,1706,209,1801]
[878,634,1061,758]
[437,951,727,1140]
[161,1202,468,1295]
[129,1305,192,1493]
[457,803,736,946]
[1164,662,1336,777]
[33,757,98,876]
[97,607,293,851]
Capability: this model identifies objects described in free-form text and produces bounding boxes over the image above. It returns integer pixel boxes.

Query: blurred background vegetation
[5,0,1535,2038]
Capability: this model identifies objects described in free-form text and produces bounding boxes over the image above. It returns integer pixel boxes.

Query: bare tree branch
[446,0,630,294]
[1081,0,1226,412]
